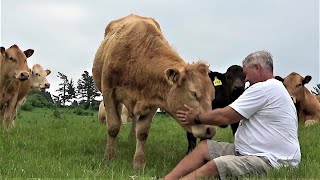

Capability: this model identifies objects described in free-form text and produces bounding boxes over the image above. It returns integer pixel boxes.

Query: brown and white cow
[0,45,33,129]
[92,14,216,169]
[275,72,320,125]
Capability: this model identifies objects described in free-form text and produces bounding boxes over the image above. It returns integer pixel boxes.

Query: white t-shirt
[229,78,301,168]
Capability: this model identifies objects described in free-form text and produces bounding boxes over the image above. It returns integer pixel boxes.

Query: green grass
[0,108,319,179]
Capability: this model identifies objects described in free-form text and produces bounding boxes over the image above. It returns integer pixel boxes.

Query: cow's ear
[45,69,51,76]
[0,47,5,56]
[24,49,34,58]
[303,75,312,85]
[209,71,224,80]
[165,68,180,85]
[274,76,284,82]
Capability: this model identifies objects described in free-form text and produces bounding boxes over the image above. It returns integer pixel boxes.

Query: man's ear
[303,75,312,85]
[275,76,284,82]
[165,68,180,85]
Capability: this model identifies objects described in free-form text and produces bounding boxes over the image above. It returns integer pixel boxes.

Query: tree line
[21,71,320,111]
[21,70,101,111]
[53,71,101,108]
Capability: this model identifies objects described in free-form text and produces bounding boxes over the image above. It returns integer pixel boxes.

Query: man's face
[243,64,259,85]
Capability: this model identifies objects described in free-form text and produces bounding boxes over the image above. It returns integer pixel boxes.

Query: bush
[20,101,34,111]
[73,108,93,116]
[52,110,61,118]
[20,91,54,110]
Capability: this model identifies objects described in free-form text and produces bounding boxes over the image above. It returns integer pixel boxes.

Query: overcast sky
[1,0,319,97]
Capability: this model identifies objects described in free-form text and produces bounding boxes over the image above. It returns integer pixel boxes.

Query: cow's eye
[297,83,302,87]
[9,57,16,62]
[226,75,231,80]
[191,91,197,99]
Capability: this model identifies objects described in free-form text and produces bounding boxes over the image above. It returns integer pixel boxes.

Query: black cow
[186,65,246,154]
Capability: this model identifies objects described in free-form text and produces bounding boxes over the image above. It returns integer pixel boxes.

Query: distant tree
[55,72,73,107]
[77,71,100,108]
[312,84,320,96]
[67,79,77,100]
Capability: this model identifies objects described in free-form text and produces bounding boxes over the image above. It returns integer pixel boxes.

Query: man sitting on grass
[164,50,301,180]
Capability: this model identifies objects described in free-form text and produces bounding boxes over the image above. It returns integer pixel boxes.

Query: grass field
[0,108,319,179]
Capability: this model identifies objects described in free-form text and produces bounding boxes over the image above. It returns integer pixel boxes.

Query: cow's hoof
[133,155,145,169]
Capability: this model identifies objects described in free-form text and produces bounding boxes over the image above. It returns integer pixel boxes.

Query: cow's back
[92,14,181,94]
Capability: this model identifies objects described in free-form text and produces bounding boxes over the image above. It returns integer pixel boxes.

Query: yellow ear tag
[213,76,222,86]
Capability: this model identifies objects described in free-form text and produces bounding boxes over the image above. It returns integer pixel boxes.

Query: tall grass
[0,108,319,179]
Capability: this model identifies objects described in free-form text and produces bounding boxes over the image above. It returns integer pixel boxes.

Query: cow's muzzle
[17,72,30,81]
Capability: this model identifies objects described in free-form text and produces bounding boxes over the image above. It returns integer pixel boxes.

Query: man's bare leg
[164,140,214,180]
[181,160,219,179]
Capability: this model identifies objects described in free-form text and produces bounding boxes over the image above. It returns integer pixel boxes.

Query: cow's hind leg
[128,114,138,140]
[103,90,122,160]
[133,107,157,169]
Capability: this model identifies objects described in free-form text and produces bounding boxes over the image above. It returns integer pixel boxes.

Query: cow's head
[165,62,216,139]
[225,65,246,95]
[0,45,33,81]
[275,72,311,104]
[30,64,51,90]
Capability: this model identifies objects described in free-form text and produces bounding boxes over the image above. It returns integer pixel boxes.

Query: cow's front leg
[103,90,122,160]
[4,94,18,130]
[133,107,157,169]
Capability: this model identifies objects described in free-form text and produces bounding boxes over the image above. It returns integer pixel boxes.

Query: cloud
[1,0,319,95]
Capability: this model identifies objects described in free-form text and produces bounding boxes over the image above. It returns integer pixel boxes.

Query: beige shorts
[208,140,271,179]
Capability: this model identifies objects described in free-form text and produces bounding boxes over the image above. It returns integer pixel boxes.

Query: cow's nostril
[45,83,50,88]
[206,128,211,136]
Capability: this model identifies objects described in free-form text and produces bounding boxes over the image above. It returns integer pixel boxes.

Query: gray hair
[242,50,274,72]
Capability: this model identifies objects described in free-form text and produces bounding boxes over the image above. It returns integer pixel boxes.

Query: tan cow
[98,101,132,124]
[275,72,320,125]
[18,64,51,104]
[92,14,216,169]
[98,101,136,139]
[0,44,33,129]
[12,64,52,123]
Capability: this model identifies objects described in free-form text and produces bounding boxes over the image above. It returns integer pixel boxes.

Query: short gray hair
[242,50,273,72]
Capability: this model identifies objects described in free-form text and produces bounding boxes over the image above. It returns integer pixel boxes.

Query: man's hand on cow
[176,104,199,125]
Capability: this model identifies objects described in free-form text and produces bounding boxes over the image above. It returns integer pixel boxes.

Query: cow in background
[0,45,33,129]
[186,65,246,153]
[92,14,216,169]
[275,72,320,125]
[98,102,136,139]
[18,64,51,105]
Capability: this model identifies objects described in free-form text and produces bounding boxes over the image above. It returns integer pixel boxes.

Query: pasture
[0,108,319,179]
